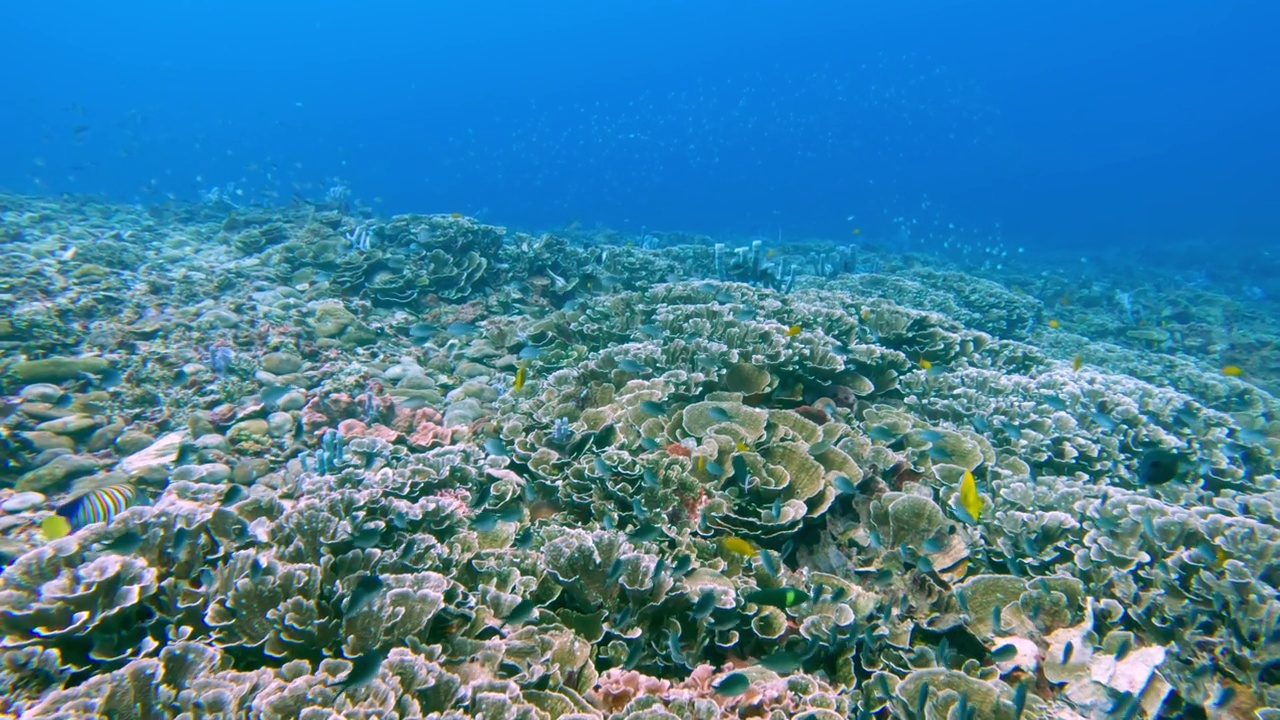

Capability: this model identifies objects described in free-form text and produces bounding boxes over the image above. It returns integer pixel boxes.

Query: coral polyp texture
[0,192,1277,719]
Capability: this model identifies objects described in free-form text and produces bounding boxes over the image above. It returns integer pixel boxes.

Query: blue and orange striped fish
[42,485,137,540]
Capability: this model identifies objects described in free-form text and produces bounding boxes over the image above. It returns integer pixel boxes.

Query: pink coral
[299,397,331,435]
[591,668,672,712]
[589,664,804,716]
[322,392,356,418]
[337,419,401,444]
[407,407,451,449]
[300,393,356,435]
[302,390,449,449]
[390,404,419,433]
[336,419,369,437]
[366,424,401,443]
[354,390,396,424]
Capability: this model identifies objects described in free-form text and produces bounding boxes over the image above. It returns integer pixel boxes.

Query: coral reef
[0,192,1277,718]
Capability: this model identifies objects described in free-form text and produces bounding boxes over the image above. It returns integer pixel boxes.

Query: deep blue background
[3,0,1277,248]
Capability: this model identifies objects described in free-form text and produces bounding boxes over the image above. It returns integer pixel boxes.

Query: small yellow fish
[767,249,776,258]
[860,309,871,320]
[513,363,527,391]
[959,470,982,522]
[450,212,463,219]
[786,324,802,337]
[1048,319,1061,329]
[1221,365,1244,377]
[721,536,758,558]
[1072,355,1083,372]
[919,357,932,371]
[697,455,706,473]
[851,228,861,235]
[735,442,750,453]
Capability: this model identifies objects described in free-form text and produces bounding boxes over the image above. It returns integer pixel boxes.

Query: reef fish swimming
[1138,448,1183,485]
[958,470,982,522]
[42,484,138,540]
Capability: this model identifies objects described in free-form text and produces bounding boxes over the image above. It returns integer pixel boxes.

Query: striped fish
[42,485,136,540]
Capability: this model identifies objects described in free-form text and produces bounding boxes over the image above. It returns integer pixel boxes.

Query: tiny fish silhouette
[758,650,802,674]
[328,649,386,694]
[344,573,384,617]
[990,643,1018,662]
[1138,448,1182,485]
[504,598,538,625]
[690,589,717,619]
[102,530,143,554]
[712,672,750,697]
[743,587,808,608]
[707,406,733,423]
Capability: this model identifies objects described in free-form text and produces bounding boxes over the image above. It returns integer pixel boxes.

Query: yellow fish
[450,212,463,219]
[959,470,982,522]
[697,455,706,473]
[721,536,758,558]
[786,324,802,337]
[851,228,861,235]
[513,363,527,391]
[1072,355,1083,372]
[1048,319,1061,329]
[919,357,932,371]
[1221,365,1244,377]
[735,442,750,453]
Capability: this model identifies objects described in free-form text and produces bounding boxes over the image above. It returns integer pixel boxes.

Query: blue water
[4,0,1277,248]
